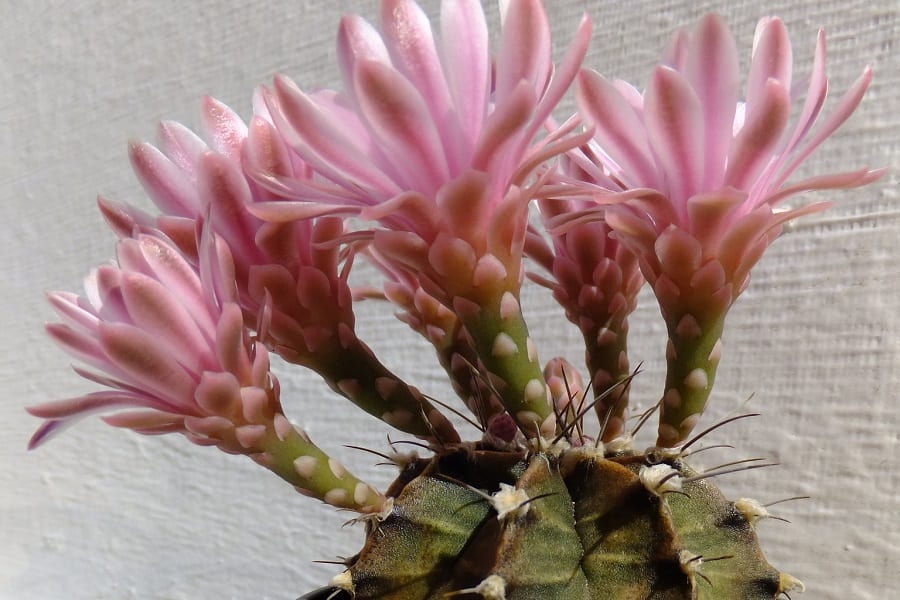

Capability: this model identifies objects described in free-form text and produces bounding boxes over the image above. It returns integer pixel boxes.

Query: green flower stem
[458,292,553,438]
[436,323,506,426]
[656,314,725,447]
[262,428,384,513]
[582,323,631,441]
[303,335,461,444]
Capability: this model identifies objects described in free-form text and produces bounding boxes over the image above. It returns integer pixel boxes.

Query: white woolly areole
[330,570,354,593]
[639,463,682,496]
[491,483,530,520]
[605,434,634,454]
[735,497,770,525]
[678,549,703,576]
[473,574,507,600]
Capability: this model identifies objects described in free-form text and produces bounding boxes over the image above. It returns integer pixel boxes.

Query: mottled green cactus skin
[333,446,797,600]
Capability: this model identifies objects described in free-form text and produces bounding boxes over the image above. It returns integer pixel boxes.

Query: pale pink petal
[47,291,100,331]
[129,142,198,217]
[577,69,658,188]
[272,76,399,198]
[104,411,186,433]
[440,0,489,156]
[765,167,885,205]
[748,18,792,108]
[725,78,791,191]
[200,96,248,162]
[157,121,208,178]
[245,116,294,179]
[248,200,360,223]
[380,0,453,133]
[495,0,551,104]
[353,59,451,194]
[46,323,109,368]
[119,272,214,373]
[98,322,199,408]
[470,80,534,174]
[644,66,705,211]
[521,13,591,152]
[685,13,739,189]
[27,391,148,448]
[135,236,217,338]
[777,31,828,159]
[198,151,264,263]
[337,14,391,102]
[771,67,873,191]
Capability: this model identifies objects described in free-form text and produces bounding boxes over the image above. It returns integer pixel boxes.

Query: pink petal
[577,69,658,188]
[104,411,186,433]
[245,116,294,179]
[440,0,489,156]
[47,291,100,331]
[725,78,791,191]
[771,67,873,191]
[200,96,248,162]
[495,0,551,105]
[249,200,359,223]
[119,272,214,373]
[644,66,705,212]
[353,59,450,194]
[471,80,534,174]
[765,167,885,206]
[97,197,155,239]
[135,236,217,338]
[129,141,198,217]
[337,14,391,102]
[748,18,792,108]
[380,0,453,133]
[99,322,199,408]
[157,121,208,178]
[685,14,739,189]
[518,12,592,163]
[272,76,399,198]
[198,151,264,263]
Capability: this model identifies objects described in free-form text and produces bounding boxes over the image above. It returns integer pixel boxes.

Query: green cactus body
[331,445,800,600]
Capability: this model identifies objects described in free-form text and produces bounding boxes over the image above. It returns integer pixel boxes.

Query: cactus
[28,1,882,598]
[319,444,804,600]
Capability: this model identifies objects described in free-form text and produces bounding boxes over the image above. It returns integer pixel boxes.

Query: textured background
[1,1,898,599]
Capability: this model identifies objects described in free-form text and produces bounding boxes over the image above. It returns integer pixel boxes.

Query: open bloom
[252,0,592,438]
[565,14,883,446]
[101,96,458,443]
[28,233,383,512]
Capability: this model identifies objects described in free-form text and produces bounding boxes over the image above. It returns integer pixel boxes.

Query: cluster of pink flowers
[30,0,881,511]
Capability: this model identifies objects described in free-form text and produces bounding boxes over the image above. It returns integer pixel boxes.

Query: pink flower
[250,0,592,439]
[28,234,383,512]
[567,14,884,446]
[101,96,459,443]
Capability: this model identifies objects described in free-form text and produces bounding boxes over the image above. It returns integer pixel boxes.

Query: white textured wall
[1,1,897,599]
